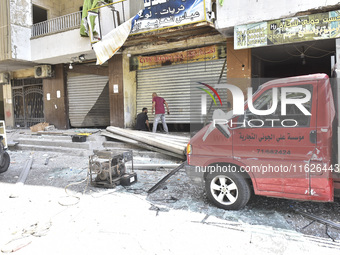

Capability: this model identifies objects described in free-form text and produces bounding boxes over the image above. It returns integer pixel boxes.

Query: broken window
[33,5,47,24]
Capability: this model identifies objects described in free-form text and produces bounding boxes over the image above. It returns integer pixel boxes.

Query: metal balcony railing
[31,11,82,38]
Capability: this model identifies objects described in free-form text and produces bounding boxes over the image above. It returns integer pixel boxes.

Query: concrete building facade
[1,0,340,130]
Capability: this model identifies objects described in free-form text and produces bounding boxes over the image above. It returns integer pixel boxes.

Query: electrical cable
[307,44,336,53]
[58,168,89,206]
[303,51,335,59]
[252,54,293,63]
[285,44,335,59]
[228,46,245,65]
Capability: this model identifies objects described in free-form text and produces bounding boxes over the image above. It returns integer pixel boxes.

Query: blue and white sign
[131,0,207,34]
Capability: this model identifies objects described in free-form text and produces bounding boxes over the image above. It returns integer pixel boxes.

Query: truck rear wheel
[205,171,251,210]
[0,152,10,173]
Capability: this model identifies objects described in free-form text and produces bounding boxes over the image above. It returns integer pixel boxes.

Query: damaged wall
[0,0,11,61]
[123,53,137,128]
[33,0,60,19]
[2,83,14,128]
[216,0,340,32]
[9,0,31,61]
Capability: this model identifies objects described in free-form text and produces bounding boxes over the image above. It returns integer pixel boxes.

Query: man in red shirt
[152,92,170,133]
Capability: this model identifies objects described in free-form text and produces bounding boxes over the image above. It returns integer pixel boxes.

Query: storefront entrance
[12,78,44,128]
[251,39,335,90]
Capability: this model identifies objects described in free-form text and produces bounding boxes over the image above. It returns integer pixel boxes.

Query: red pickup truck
[186,73,340,210]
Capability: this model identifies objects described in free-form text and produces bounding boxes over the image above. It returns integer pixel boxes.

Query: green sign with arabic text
[235,10,340,49]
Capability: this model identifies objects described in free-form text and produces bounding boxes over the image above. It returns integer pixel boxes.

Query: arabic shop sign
[130,45,226,71]
[131,0,206,34]
[235,10,340,49]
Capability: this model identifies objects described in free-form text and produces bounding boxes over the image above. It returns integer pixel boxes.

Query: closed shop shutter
[137,59,227,123]
[67,74,110,127]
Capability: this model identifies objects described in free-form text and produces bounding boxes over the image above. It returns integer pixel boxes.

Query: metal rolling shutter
[137,59,227,123]
[67,74,110,127]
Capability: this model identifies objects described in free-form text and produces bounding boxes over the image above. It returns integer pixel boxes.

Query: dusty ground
[0,131,340,254]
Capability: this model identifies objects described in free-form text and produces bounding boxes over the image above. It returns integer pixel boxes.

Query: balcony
[30,1,130,64]
[31,11,82,38]
[30,0,218,65]
[30,10,97,64]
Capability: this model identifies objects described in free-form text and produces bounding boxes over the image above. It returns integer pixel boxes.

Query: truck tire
[0,152,10,173]
[205,171,251,210]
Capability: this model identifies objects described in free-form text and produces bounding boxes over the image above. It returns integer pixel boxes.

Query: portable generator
[88,150,137,188]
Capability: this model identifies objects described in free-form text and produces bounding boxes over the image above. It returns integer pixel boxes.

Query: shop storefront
[67,73,110,127]
[131,45,228,125]
[234,9,338,86]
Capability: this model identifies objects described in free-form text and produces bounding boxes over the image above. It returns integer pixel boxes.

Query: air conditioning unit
[34,65,52,78]
[0,73,9,85]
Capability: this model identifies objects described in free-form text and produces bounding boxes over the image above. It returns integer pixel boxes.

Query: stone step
[30,134,99,142]
[13,138,90,149]
[12,144,90,156]
[31,135,72,141]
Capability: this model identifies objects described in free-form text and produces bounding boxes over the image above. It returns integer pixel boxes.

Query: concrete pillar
[123,53,137,128]
[2,82,14,128]
[108,54,124,127]
[226,38,252,110]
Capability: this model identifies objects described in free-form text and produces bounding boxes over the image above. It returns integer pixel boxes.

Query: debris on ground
[44,125,56,131]
[2,129,340,248]
[147,162,186,194]
[9,157,33,198]
[30,122,49,132]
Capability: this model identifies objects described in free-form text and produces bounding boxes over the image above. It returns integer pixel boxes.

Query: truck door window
[245,84,312,127]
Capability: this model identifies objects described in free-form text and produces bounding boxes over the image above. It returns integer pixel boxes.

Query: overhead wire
[252,54,293,63]
[284,43,335,59]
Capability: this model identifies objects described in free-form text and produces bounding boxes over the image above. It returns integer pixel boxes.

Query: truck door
[232,82,316,197]
[308,78,335,201]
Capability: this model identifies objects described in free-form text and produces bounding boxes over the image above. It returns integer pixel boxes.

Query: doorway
[251,39,335,90]
[12,78,44,128]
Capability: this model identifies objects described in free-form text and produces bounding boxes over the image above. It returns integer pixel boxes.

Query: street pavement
[1,149,340,254]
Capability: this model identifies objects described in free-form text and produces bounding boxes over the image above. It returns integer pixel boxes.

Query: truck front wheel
[205,171,251,210]
[0,152,10,173]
